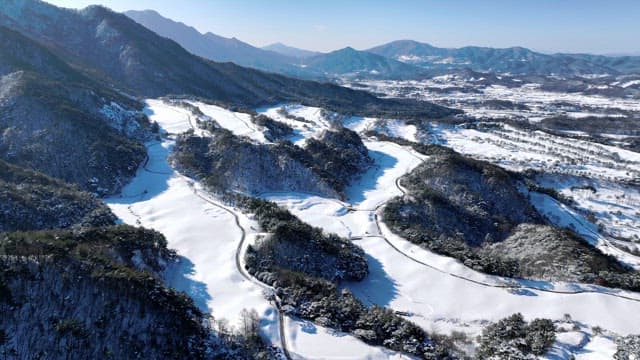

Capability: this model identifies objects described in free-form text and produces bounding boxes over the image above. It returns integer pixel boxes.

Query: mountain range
[124,10,640,79]
[367,39,640,76]
[123,9,428,80]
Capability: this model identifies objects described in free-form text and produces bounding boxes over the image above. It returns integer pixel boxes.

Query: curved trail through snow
[185,181,293,360]
[266,137,640,336]
[377,167,640,301]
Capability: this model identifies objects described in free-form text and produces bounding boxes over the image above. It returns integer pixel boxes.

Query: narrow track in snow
[367,151,640,303]
[172,109,293,360]
[187,183,293,360]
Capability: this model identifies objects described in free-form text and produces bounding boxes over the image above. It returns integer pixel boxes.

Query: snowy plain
[353,79,640,121]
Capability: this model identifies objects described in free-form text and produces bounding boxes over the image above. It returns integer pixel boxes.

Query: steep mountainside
[0,160,115,232]
[0,26,149,194]
[0,70,147,194]
[0,0,456,119]
[368,39,639,76]
[125,10,421,80]
[124,10,314,78]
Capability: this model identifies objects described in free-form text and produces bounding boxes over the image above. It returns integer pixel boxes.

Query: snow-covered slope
[188,101,267,143]
[258,104,330,146]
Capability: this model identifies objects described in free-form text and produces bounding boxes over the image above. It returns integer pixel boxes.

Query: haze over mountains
[368,40,640,76]
[124,9,423,80]
[261,42,321,59]
[125,9,640,80]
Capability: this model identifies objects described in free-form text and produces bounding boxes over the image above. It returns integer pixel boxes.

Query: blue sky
[47,0,640,54]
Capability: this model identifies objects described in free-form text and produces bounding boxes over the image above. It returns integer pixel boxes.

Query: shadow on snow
[346,149,398,205]
[164,255,212,313]
[344,253,399,308]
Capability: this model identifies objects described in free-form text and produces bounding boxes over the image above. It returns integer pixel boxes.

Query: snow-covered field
[189,101,267,143]
[430,123,640,183]
[257,104,329,146]
[352,79,640,121]
[258,103,640,356]
[284,317,409,360]
[107,100,401,358]
[106,99,640,358]
[537,175,640,245]
[265,143,640,337]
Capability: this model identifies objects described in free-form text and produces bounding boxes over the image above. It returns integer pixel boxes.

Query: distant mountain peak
[262,42,322,59]
[127,8,160,15]
[337,46,357,52]
[304,45,426,79]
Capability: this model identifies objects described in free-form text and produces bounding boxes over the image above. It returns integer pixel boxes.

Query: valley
[104,98,640,358]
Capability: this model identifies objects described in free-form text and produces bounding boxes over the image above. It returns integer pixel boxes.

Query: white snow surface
[538,175,640,244]
[107,100,281,347]
[574,336,618,359]
[265,132,640,338]
[284,317,410,360]
[107,100,410,358]
[257,104,330,146]
[188,101,267,143]
[432,123,640,183]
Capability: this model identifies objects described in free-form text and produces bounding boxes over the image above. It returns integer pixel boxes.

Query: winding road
[362,145,640,302]
[187,182,293,360]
